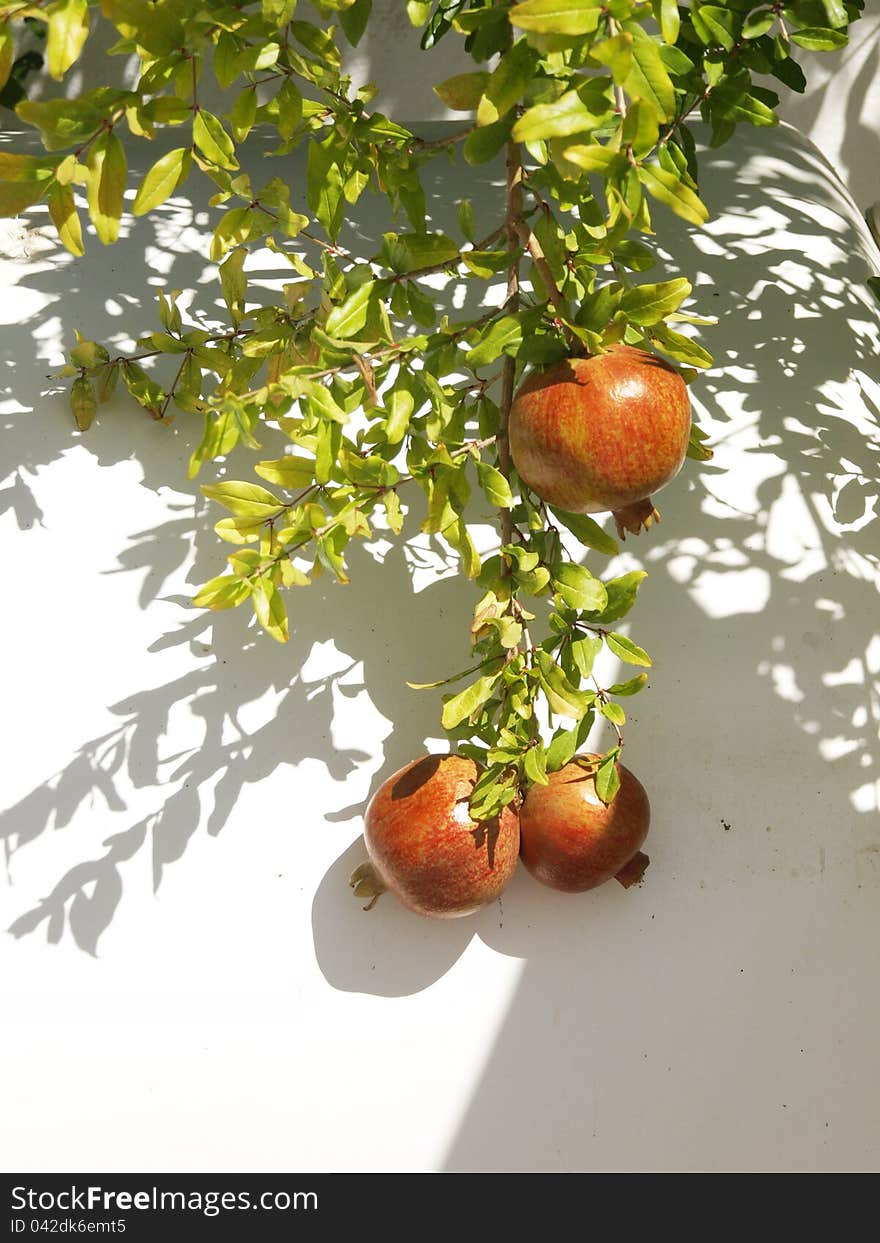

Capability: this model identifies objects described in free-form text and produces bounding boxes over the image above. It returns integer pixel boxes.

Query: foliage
[0,0,862,817]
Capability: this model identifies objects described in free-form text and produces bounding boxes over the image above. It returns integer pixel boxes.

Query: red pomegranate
[352,754,520,918]
[519,756,650,892]
[508,345,691,537]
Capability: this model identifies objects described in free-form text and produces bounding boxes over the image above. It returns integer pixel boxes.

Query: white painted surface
[1,121,879,1172]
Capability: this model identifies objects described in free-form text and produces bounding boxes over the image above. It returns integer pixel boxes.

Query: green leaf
[599,700,626,726]
[407,659,501,691]
[622,98,660,157]
[307,137,344,240]
[48,181,84,257]
[820,0,848,28]
[193,110,238,169]
[477,461,514,508]
[585,570,647,623]
[595,752,620,804]
[433,72,489,111]
[201,481,284,518]
[509,0,602,36]
[524,745,549,786]
[70,375,97,431]
[622,23,676,121]
[536,650,594,719]
[86,130,126,245]
[654,0,680,44]
[546,725,579,771]
[477,37,536,126]
[605,631,652,666]
[458,198,475,242]
[552,563,608,612]
[691,4,736,50]
[513,90,601,143]
[570,632,603,679]
[441,672,500,729]
[340,0,372,46]
[192,574,251,610]
[589,32,633,84]
[649,323,714,368]
[385,384,415,444]
[302,380,347,424]
[607,672,648,696]
[465,315,522,367]
[46,0,90,80]
[132,147,191,216]
[325,281,378,337]
[638,163,710,227]
[742,9,775,38]
[252,577,289,643]
[0,27,13,94]
[789,27,848,50]
[620,277,691,326]
[463,116,512,165]
[385,231,460,273]
[254,456,316,488]
[219,248,247,321]
[560,143,617,172]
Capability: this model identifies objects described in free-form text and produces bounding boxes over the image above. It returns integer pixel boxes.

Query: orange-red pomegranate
[508,345,690,536]
[356,754,520,918]
[519,756,650,892]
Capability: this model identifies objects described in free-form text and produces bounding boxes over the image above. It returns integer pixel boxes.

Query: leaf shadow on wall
[1,126,878,1032]
[435,128,880,1170]
[0,130,503,968]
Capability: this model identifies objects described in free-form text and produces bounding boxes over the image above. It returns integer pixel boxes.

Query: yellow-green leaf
[86,130,126,244]
[590,32,633,84]
[513,90,599,143]
[71,375,97,430]
[637,163,709,226]
[192,574,251,610]
[193,109,238,170]
[46,0,90,80]
[559,142,617,172]
[654,0,680,44]
[0,25,14,93]
[254,456,316,488]
[48,181,84,256]
[132,146,192,216]
[252,577,289,642]
[620,276,691,325]
[605,631,652,666]
[509,0,602,36]
[441,672,500,729]
[433,72,489,111]
[201,480,284,518]
[622,22,676,121]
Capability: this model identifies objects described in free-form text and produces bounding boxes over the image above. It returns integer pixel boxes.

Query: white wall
[1,117,879,1171]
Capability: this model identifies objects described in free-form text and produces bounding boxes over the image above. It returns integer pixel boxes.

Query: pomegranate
[519,756,650,892]
[351,754,520,918]
[508,345,691,537]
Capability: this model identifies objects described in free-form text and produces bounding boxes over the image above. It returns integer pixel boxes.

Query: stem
[498,136,523,561]
[511,217,582,353]
[407,127,474,153]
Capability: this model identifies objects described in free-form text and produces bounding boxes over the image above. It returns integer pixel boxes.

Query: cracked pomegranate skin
[519,758,650,893]
[508,346,691,514]
[364,755,520,918]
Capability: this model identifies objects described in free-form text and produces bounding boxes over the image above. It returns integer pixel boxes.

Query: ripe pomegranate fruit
[508,345,691,537]
[519,756,650,892]
[351,754,520,918]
